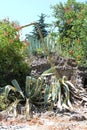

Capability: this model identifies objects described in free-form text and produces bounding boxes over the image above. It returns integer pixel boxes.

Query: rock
[0,114,4,121]
[0,113,6,121]
[30,55,87,89]
[69,115,86,121]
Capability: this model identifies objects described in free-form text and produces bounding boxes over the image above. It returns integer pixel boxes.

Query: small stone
[69,115,86,121]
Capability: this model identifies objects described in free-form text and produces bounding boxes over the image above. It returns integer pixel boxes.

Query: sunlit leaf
[5,85,16,98]
[11,79,25,98]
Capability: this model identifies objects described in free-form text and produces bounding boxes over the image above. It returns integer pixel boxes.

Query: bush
[0,19,30,87]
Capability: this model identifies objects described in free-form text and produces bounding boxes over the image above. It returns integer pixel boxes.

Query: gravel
[0,106,87,130]
[0,123,39,130]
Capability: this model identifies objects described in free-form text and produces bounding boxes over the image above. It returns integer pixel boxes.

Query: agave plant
[41,68,78,111]
[3,76,45,120]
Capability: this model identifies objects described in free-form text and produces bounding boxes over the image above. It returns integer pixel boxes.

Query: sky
[0,0,86,39]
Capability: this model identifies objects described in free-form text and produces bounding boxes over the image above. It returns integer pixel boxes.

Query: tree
[51,0,87,65]
[32,13,48,40]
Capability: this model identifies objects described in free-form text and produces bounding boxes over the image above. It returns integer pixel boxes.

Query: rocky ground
[0,105,87,130]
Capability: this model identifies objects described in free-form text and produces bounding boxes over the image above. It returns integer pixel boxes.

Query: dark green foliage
[32,13,48,40]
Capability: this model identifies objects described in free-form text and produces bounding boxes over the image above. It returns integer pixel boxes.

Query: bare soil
[0,105,87,130]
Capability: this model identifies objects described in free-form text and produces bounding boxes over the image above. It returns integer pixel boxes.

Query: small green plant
[0,87,11,111]
[0,93,9,111]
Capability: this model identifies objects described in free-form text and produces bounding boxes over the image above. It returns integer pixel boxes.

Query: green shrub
[51,1,87,65]
[0,93,9,111]
[0,19,30,87]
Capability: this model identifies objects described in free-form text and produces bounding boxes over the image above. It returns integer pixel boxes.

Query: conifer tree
[32,13,48,40]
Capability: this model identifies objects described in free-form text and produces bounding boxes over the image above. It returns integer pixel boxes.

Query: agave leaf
[25,76,32,97]
[6,99,21,117]
[65,80,78,109]
[12,99,21,117]
[0,87,5,94]
[5,85,16,98]
[30,77,38,97]
[41,72,54,77]
[44,84,50,105]
[32,77,40,96]
[47,93,52,100]
[64,85,72,109]
[67,98,73,110]
[62,80,71,103]
[25,98,33,120]
[26,76,42,99]
[25,98,30,120]
[51,82,58,102]
[50,77,60,102]
[11,79,25,98]
[62,103,69,110]
[62,81,73,110]
[82,97,87,102]
[57,81,62,110]
[62,79,70,92]
[62,81,70,98]
[41,67,55,77]
[57,95,62,110]
[65,81,78,92]
[30,77,43,98]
